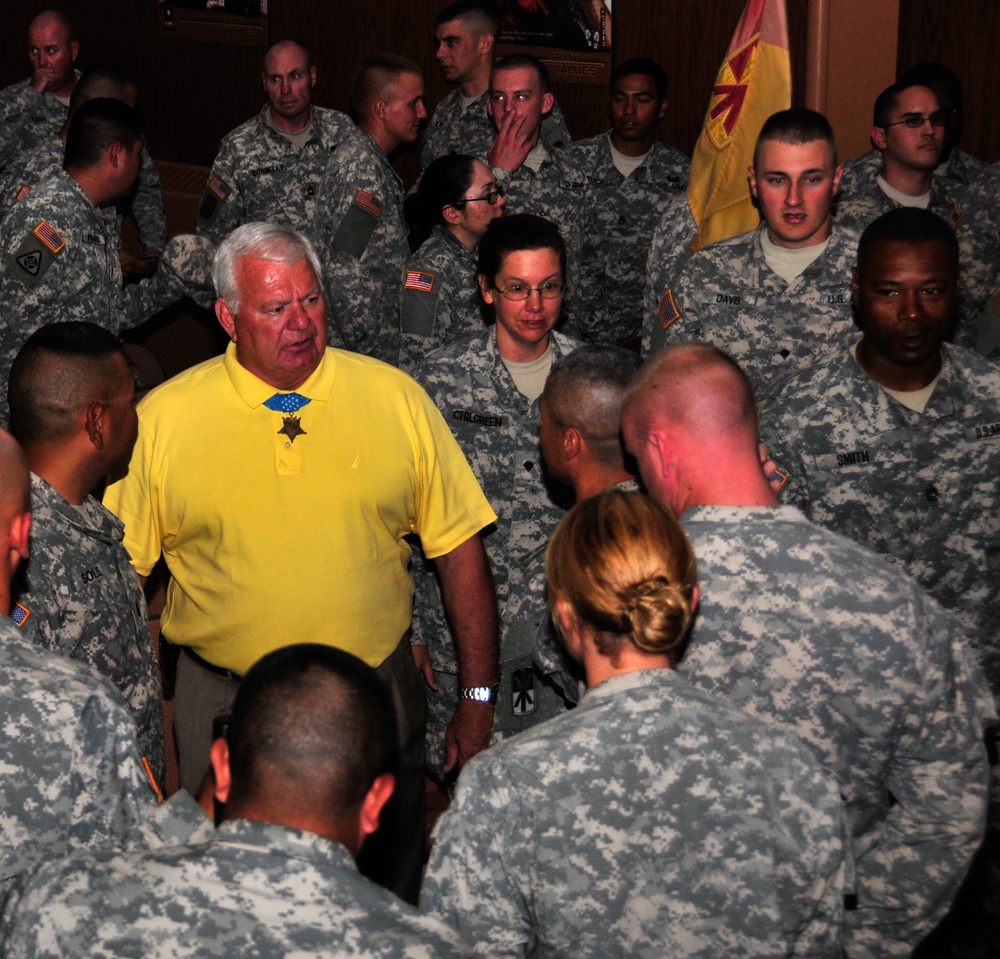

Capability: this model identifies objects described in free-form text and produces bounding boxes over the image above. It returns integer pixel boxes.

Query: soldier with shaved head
[622,341,995,957]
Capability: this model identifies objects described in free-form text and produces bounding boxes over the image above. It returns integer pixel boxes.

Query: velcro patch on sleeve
[658,289,681,330]
[11,603,31,626]
[14,185,31,203]
[208,174,231,201]
[33,221,65,255]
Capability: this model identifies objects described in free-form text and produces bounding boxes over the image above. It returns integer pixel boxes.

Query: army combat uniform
[954,162,1000,358]
[838,147,985,199]
[0,77,77,172]
[423,667,848,959]
[314,127,409,364]
[398,225,485,373]
[652,224,860,393]
[564,132,689,345]
[489,146,590,332]
[195,105,354,246]
[0,818,469,959]
[12,474,165,787]
[0,615,158,895]
[677,504,995,959]
[641,190,699,355]
[421,88,571,170]
[760,343,1000,701]
[411,328,579,767]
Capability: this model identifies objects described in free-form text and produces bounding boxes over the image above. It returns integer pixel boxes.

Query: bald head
[29,9,74,39]
[263,38,312,74]
[625,344,759,443]
[623,345,769,513]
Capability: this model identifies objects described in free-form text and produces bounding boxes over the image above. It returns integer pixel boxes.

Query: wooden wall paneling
[897,0,1000,163]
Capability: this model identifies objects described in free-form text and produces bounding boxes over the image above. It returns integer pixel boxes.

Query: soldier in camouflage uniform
[0,645,469,959]
[564,58,688,346]
[422,0,570,172]
[622,342,996,958]
[398,155,503,372]
[0,428,158,896]
[641,189,698,354]
[0,11,79,172]
[484,56,590,329]
[411,215,579,771]
[195,41,353,249]
[833,81,962,236]
[650,110,861,392]
[0,64,168,266]
[0,101,209,424]
[760,209,1000,704]
[313,56,426,364]
[7,323,165,786]
[955,161,1000,358]
[424,490,849,959]
[838,63,985,202]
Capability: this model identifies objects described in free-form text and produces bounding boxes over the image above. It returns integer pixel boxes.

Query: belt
[182,645,242,681]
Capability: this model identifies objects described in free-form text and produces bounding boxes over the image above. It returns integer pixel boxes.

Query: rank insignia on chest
[278,415,307,443]
[11,602,31,627]
[33,221,65,255]
[512,667,535,715]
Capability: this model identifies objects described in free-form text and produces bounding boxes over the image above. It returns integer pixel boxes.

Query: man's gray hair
[213,222,323,312]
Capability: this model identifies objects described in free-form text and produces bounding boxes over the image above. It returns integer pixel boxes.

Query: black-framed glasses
[883,111,946,129]
[492,281,566,301]
[453,188,504,206]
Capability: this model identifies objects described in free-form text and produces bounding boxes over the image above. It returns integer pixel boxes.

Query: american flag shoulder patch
[658,289,681,330]
[354,189,383,217]
[208,175,231,201]
[15,185,31,203]
[405,270,435,293]
[33,221,65,255]
[11,603,31,626]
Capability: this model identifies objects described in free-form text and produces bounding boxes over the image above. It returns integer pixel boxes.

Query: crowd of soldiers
[0,2,997,958]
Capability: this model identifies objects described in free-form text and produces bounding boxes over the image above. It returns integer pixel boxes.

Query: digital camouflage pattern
[0,818,468,959]
[0,615,158,895]
[759,344,1000,702]
[398,225,485,373]
[420,88,571,170]
[677,504,995,959]
[838,147,986,198]
[565,132,689,345]
[0,173,214,422]
[411,328,579,766]
[423,667,849,959]
[488,147,590,332]
[195,105,354,247]
[641,190,699,355]
[0,78,74,172]
[314,127,409,364]
[833,172,963,239]
[0,87,167,257]
[954,162,1000,359]
[651,225,860,394]
[12,474,165,786]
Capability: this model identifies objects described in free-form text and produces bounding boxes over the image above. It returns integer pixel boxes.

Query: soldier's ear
[871,125,888,151]
[358,772,395,840]
[478,273,494,305]
[563,425,582,460]
[210,737,231,804]
[85,402,105,451]
[541,92,555,115]
[442,203,464,226]
[216,298,238,342]
[8,510,30,569]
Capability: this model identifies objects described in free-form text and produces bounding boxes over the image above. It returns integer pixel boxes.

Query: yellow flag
[687,0,791,250]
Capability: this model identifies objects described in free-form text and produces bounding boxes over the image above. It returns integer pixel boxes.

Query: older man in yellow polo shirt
[104,222,498,902]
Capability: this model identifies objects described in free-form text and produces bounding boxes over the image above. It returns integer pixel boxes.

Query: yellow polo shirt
[104,345,496,674]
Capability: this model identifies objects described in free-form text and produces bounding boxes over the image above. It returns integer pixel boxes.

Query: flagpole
[805,0,830,114]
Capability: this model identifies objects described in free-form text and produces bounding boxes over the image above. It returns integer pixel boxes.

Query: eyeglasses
[492,281,566,301]
[453,188,504,206]
[883,111,946,129]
